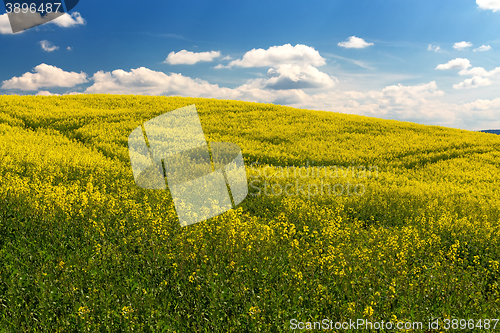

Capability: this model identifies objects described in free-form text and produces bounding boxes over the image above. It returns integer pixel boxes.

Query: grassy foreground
[1,95,500,332]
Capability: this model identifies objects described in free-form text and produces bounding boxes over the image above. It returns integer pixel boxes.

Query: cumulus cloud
[39,40,59,52]
[436,58,471,70]
[5,53,499,130]
[51,12,86,27]
[365,81,445,110]
[453,76,492,89]
[459,66,500,77]
[82,66,447,122]
[458,67,489,76]
[34,90,82,96]
[463,98,500,111]
[1,64,88,91]
[85,67,320,105]
[227,44,326,68]
[263,64,337,90]
[20,63,498,129]
[477,0,500,11]
[300,82,500,130]
[338,36,374,49]
[473,45,492,52]
[453,41,473,50]
[85,67,236,97]
[436,58,500,89]
[428,44,441,52]
[458,98,500,129]
[164,50,221,65]
[437,58,500,77]
[35,90,60,96]
[283,81,453,125]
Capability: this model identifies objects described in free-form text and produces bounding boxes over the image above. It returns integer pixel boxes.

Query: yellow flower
[249,306,261,319]
[121,306,134,317]
[363,306,374,317]
[389,285,396,294]
[77,306,90,319]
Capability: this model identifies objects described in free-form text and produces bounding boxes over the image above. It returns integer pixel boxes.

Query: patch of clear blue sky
[1,0,499,91]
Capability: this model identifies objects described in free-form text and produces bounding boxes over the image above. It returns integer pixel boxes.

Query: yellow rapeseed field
[0,94,499,331]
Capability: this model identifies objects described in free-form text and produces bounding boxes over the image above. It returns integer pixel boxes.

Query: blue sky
[1,0,500,130]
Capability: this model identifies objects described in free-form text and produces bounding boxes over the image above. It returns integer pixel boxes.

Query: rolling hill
[1,95,499,331]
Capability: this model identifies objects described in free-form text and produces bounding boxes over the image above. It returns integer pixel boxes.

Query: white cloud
[26,64,500,130]
[83,67,445,123]
[473,45,492,52]
[477,0,500,11]
[365,81,445,110]
[460,98,500,129]
[34,90,84,96]
[436,58,471,70]
[263,64,337,90]
[83,67,326,104]
[35,90,60,96]
[39,40,59,52]
[437,58,500,89]
[427,44,441,52]
[91,49,334,96]
[164,50,221,65]
[284,81,452,125]
[437,60,500,77]
[227,44,326,68]
[1,64,88,91]
[338,36,374,49]
[458,67,489,76]
[221,55,232,60]
[453,76,492,89]
[485,67,500,77]
[453,41,473,50]
[85,67,237,97]
[294,82,500,130]
[463,98,500,111]
[34,90,82,96]
[67,47,73,51]
[51,12,86,28]
[459,66,500,76]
